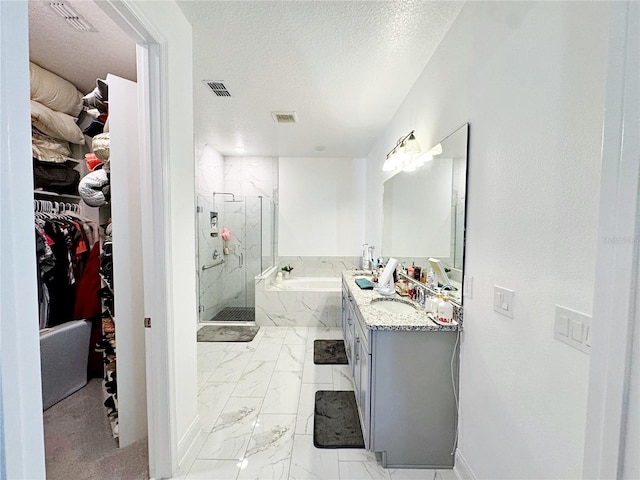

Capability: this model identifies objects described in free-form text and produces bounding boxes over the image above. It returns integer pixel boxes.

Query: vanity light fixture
[382,130,421,173]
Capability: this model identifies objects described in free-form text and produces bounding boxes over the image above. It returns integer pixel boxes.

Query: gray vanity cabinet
[341,285,371,447]
[341,281,459,469]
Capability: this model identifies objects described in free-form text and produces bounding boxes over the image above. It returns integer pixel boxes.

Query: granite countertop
[342,271,462,332]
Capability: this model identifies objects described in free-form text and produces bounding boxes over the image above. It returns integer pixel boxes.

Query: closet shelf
[34,190,81,201]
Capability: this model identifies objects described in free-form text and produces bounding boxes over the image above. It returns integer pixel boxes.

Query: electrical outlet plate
[493,285,514,318]
[554,305,592,354]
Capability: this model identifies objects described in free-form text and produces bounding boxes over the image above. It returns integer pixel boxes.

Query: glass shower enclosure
[196,192,275,322]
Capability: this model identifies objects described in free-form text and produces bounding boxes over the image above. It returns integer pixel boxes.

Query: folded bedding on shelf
[31,127,72,163]
[33,158,80,195]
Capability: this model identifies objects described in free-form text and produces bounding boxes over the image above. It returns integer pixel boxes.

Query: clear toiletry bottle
[437,295,453,324]
[428,292,442,315]
[427,268,436,289]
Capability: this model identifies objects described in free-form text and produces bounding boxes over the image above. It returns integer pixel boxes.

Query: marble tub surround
[255,265,342,327]
[277,256,361,278]
[342,271,462,331]
[255,276,341,328]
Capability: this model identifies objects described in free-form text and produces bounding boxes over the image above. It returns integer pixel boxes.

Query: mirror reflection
[382,123,469,303]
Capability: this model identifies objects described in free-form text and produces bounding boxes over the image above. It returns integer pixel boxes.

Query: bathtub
[255,275,342,327]
[273,277,341,292]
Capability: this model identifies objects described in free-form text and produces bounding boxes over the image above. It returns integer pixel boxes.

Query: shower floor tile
[209,307,255,322]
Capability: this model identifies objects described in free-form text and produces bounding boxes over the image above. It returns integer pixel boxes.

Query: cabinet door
[355,334,371,447]
[353,331,361,396]
[341,291,349,344]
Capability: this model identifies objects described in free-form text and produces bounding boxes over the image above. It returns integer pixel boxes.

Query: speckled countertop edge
[342,271,462,332]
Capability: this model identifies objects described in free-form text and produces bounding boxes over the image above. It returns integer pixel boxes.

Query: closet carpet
[44,378,149,480]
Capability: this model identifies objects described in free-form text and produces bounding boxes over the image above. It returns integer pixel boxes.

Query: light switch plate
[554,305,592,354]
[463,275,473,299]
[493,286,514,318]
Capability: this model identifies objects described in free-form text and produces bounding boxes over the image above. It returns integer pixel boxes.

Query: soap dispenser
[428,292,442,315]
[437,295,454,324]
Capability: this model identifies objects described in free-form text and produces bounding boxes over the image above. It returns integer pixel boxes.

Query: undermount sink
[370,297,419,315]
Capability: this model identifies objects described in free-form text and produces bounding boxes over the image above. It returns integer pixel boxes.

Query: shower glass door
[196,193,273,322]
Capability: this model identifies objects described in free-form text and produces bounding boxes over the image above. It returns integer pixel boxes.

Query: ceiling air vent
[271,111,298,124]
[204,81,231,97]
[49,2,94,31]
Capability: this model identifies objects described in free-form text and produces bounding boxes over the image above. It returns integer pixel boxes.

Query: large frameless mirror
[382,123,469,303]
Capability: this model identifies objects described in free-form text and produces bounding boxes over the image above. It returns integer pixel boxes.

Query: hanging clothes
[34,202,100,328]
[73,241,101,320]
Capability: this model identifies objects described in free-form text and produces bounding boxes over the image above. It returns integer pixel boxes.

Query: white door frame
[583,2,639,478]
[0,1,177,478]
[0,2,46,478]
[98,1,177,477]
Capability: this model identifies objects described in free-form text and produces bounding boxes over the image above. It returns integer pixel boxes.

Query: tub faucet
[212,249,220,260]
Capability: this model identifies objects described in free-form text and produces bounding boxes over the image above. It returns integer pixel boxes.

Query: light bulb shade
[382,158,397,172]
[404,133,421,154]
[382,152,399,172]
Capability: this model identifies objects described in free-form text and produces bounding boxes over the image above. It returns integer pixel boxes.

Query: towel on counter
[354,277,374,290]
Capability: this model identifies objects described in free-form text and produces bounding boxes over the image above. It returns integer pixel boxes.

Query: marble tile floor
[174,325,456,480]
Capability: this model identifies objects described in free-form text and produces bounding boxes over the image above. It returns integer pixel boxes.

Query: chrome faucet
[212,249,220,260]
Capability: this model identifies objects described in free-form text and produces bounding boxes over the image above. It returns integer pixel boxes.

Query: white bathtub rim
[267,276,341,292]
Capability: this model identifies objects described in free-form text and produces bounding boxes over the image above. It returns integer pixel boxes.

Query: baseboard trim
[455,449,477,480]
[177,415,201,468]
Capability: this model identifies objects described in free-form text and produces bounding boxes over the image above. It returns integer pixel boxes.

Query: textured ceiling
[178,1,463,158]
[28,0,136,95]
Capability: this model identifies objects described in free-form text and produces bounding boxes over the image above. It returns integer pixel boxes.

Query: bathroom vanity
[341,271,461,469]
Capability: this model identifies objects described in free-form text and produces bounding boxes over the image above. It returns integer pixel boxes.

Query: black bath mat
[313,340,348,365]
[313,390,365,448]
[197,325,260,342]
[210,307,255,322]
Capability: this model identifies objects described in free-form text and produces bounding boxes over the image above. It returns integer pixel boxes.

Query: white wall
[0,2,46,478]
[279,157,365,257]
[364,2,609,478]
[131,0,199,462]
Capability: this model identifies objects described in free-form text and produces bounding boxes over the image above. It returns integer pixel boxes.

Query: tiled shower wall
[196,145,278,320]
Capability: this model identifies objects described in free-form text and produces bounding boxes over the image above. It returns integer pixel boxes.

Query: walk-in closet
[28,1,148,478]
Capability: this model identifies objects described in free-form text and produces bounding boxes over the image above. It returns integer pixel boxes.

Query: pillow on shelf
[31,100,85,145]
[29,62,83,117]
[31,128,71,163]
